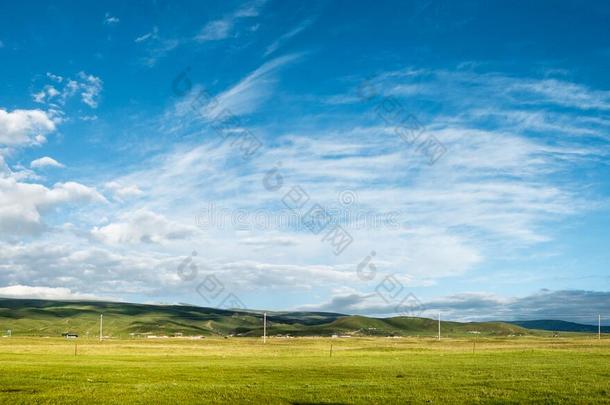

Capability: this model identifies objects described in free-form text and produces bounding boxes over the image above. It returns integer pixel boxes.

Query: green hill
[0,298,534,338]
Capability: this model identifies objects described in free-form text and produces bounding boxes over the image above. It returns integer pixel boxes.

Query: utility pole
[438,313,441,341]
[599,314,602,340]
[99,314,103,342]
[263,312,267,344]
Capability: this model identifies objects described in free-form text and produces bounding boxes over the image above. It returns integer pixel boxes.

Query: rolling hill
[509,319,610,333]
[0,298,571,338]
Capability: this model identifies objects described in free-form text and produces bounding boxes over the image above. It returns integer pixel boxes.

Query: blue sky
[1,0,610,323]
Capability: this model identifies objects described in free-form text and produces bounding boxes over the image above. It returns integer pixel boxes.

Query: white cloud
[0,241,188,298]
[46,72,63,83]
[0,158,39,181]
[194,0,266,42]
[104,181,143,201]
[33,85,60,103]
[380,68,610,112]
[0,285,105,300]
[103,13,119,25]
[264,19,313,56]
[210,260,354,290]
[0,177,107,237]
[233,0,267,17]
[0,156,10,177]
[201,54,300,119]
[195,20,232,42]
[77,72,103,108]
[91,209,196,245]
[31,156,65,169]
[138,1,266,66]
[104,117,579,286]
[508,78,610,111]
[240,235,299,248]
[0,108,57,146]
[3,65,608,311]
[33,72,103,109]
[135,26,159,43]
[140,38,181,67]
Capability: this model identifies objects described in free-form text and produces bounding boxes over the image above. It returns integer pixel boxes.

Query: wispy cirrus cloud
[195,20,233,42]
[136,1,267,67]
[135,26,159,43]
[264,19,314,56]
[195,0,267,42]
[377,68,610,114]
[203,53,302,119]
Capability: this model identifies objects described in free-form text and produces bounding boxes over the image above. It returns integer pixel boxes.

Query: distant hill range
[508,320,609,333]
[0,298,604,338]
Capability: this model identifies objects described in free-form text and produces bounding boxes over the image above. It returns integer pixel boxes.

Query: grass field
[1,336,609,404]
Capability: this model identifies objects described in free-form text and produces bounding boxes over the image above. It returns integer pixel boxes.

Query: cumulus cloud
[0,108,57,146]
[0,241,190,299]
[1,157,39,181]
[32,72,103,109]
[91,209,196,245]
[103,181,143,201]
[77,72,103,108]
[31,156,65,169]
[0,236,355,301]
[0,178,107,237]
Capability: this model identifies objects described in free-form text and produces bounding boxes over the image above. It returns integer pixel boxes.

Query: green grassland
[0,336,609,404]
[1,299,608,403]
